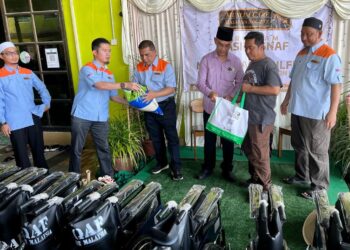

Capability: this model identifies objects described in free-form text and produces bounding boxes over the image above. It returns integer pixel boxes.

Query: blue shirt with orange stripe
[71,60,117,122]
[289,40,343,120]
[0,65,51,131]
[133,56,176,102]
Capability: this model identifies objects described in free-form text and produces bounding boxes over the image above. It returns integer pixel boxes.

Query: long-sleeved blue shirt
[0,65,51,131]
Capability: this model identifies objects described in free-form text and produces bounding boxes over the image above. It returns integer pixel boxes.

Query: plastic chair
[190,98,204,160]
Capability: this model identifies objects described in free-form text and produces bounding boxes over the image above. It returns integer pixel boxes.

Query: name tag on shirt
[23,77,30,80]
[311,60,319,64]
[153,71,162,75]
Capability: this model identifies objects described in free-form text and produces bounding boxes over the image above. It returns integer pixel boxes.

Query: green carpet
[132,146,348,250]
[0,134,10,145]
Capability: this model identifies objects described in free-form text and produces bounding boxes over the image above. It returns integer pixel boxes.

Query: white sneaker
[98,175,115,184]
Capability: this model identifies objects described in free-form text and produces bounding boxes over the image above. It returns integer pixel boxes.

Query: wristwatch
[120,82,126,89]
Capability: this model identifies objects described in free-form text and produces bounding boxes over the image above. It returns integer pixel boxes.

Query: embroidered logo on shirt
[227,67,233,71]
[311,60,319,64]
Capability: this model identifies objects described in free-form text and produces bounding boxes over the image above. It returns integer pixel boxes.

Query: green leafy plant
[109,108,146,172]
[330,80,350,176]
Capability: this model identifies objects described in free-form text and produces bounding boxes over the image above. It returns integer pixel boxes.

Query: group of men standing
[0,37,183,182]
[195,17,342,199]
[0,16,343,199]
[196,26,282,192]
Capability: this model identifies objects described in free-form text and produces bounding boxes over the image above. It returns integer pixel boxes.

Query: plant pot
[114,158,134,172]
[142,139,155,157]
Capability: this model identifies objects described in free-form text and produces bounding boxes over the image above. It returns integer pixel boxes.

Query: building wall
[61,0,129,117]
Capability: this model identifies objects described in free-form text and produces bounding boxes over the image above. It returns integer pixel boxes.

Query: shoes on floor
[300,190,314,200]
[221,171,236,183]
[151,164,169,174]
[1,155,15,163]
[196,169,212,180]
[172,171,183,181]
[283,176,311,185]
[44,144,61,152]
[98,175,115,184]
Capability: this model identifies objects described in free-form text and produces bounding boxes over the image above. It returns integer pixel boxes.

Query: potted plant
[109,108,146,172]
[330,81,350,177]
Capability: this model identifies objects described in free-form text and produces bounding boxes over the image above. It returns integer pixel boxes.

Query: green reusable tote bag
[206,92,248,145]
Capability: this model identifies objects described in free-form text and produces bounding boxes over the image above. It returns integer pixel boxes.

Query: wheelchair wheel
[131,236,154,250]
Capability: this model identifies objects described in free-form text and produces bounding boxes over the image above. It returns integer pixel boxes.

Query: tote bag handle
[231,91,246,108]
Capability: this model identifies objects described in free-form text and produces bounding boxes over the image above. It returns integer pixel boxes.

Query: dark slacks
[291,114,330,190]
[202,111,234,172]
[10,115,48,169]
[144,97,181,172]
[69,116,113,177]
[242,124,273,190]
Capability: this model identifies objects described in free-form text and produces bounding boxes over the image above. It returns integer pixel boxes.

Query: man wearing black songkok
[195,26,244,182]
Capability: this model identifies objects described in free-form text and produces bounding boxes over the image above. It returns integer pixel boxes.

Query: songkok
[0,41,15,54]
[302,17,323,31]
[216,26,233,42]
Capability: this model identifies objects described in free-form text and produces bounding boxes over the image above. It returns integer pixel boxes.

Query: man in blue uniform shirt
[0,41,51,169]
[133,40,182,181]
[281,17,342,199]
[69,38,140,177]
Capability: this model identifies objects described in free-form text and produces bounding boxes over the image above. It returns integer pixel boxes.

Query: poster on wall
[180,1,333,91]
[45,48,60,68]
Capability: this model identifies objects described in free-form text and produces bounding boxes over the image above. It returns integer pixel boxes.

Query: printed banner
[181,1,333,91]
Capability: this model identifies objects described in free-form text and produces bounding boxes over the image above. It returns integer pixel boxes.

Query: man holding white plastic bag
[196,26,244,181]
[133,40,182,181]
[241,32,282,191]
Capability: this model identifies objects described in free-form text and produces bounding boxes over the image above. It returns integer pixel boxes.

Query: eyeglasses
[1,51,19,57]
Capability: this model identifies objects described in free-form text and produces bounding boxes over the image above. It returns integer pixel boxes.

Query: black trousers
[144,97,181,172]
[9,115,48,169]
[202,111,234,172]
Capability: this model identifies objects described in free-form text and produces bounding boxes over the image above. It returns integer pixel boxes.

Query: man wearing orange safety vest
[133,40,182,181]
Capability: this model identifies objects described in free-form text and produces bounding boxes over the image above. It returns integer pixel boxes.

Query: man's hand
[126,82,141,91]
[208,91,218,102]
[325,110,337,129]
[241,82,253,93]
[1,124,11,137]
[143,90,158,102]
[224,95,232,101]
[280,100,289,115]
[111,96,128,105]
